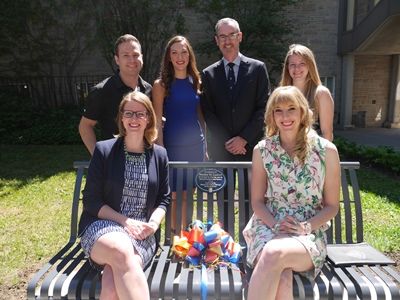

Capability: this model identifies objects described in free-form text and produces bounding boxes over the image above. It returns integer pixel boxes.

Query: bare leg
[91,232,150,300]
[100,264,118,300]
[171,193,177,234]
[276,268,293,300]
[171,191,188,233]
[247,236,313,300]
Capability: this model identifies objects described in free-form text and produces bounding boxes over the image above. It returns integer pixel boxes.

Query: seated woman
[78,91,171,300]
[243,86,340,300]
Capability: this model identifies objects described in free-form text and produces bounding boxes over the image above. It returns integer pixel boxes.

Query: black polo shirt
[83,73,152,139]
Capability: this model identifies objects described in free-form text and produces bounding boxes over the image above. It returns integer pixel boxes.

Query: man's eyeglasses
[122,110,148,120]
[217,32,239,42]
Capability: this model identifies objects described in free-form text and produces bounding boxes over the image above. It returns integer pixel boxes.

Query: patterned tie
[227,62,235,91]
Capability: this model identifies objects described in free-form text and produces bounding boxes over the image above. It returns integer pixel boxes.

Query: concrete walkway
[334,127,400,152]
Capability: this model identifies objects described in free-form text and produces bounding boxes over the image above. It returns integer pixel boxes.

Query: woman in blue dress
[153,35,207,231]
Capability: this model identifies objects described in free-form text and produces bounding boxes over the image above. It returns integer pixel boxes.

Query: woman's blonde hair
[264,86,313,164]
[279,44,322,113]
[116,91,158,147]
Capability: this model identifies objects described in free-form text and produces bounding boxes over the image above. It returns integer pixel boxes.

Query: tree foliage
[194,0,299,81]
[0,0,96,77]
[0,0,301,104]
[91,0,188,82]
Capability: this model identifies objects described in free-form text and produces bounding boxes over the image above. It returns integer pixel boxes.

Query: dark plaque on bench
[195,168,226,193]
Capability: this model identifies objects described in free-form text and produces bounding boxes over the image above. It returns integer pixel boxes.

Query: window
[320,76,335,99]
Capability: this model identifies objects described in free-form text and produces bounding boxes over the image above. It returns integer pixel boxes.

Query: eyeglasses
[217,32,239,42]
[122,110,148,120]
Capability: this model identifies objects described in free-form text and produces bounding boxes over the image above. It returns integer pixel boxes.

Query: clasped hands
[272,216,309,235]
[123,218,158,240]
[225,136,247,155]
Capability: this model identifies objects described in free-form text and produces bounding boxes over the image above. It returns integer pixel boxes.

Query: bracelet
[149,219,159,228]
[272,222,280,234]
[301,221,312,235]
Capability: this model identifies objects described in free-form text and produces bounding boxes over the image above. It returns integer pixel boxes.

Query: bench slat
[27,160,400,300]
[149,245,169,298]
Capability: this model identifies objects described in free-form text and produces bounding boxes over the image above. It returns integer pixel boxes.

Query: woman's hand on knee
[123,219,147,240]
[123,218,157,240]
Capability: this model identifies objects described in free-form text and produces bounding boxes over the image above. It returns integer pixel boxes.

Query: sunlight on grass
[0,144,399,291]
[0,145,88,287]
[361,191,400,251]
[0,172,76,285]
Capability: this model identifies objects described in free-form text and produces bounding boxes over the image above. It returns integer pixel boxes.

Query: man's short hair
[114,34,142,56]
[215,18,241,35]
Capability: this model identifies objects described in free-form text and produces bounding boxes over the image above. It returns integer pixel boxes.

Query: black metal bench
[27,161,400,299]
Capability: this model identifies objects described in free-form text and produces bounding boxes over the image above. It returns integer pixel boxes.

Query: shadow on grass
[0,144,90,191]
[355,165,400,206]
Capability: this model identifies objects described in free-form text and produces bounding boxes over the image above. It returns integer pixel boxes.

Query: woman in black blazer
[78,91,171,300]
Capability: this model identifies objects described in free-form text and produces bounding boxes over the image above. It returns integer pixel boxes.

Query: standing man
[201,18,270,161]
[79,34,152,155]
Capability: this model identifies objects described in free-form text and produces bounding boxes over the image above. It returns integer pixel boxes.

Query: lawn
[0,144,399,298]
[0,145,89,293]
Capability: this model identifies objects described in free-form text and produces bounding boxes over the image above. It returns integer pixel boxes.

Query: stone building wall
[355,0,371,26]
[353,55,391,127]
[283,0,341,123]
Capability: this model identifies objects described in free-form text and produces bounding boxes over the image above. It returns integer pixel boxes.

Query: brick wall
[353,55,391,127]
[283,1,340,79]
[283,0,341,123]
[355,0,370,26]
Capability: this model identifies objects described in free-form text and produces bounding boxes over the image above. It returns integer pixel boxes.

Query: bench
[27,161,400,299]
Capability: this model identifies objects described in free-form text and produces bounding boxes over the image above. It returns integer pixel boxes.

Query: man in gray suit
[201,18,270,161]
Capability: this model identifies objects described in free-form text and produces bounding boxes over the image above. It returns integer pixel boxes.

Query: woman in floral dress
[243,86,340,300]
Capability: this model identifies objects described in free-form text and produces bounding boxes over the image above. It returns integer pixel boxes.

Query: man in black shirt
[79,34,152,155]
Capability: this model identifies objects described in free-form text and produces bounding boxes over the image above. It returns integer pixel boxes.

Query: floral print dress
[243,133,330,280]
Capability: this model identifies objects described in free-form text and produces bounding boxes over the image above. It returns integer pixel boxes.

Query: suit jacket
[201,55,270,161]
[78,137,171,236]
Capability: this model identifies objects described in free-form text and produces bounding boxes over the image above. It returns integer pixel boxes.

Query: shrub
[0,91,83,144]
[334,136,400,175]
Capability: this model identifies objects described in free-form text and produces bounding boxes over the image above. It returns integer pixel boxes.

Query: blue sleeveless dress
[163,78,205,190]
[163,77,205,162]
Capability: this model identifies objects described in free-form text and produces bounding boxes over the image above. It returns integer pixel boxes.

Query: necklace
[124,142,145,163]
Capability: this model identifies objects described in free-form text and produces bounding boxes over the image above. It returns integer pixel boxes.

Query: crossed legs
[247,236,314,300]
[90,231,149,300]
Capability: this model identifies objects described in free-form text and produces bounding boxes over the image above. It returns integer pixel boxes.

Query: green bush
[334,136,400,175]
[0,91,83,145]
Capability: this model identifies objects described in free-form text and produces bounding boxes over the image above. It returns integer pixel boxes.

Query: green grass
[0,144,399,291]
[356,167,400,252]
[0,145,89,287]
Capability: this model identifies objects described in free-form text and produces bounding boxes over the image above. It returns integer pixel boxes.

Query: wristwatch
[302,221,312,235]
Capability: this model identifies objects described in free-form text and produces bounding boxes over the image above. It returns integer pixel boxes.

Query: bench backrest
[164,161,252,246]
[69,161,362,246]
[327,161,362,244]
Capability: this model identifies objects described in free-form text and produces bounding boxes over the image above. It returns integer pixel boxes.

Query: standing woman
[78,91,170,300]
[152,35,206,231]
[280,44,334,141]
[243,86,340,299]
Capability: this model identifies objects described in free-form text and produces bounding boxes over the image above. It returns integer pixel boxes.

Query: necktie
[227,62,235,90]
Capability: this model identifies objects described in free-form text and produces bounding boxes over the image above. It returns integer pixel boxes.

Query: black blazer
[78,137,171,236]
[201,55,270,161]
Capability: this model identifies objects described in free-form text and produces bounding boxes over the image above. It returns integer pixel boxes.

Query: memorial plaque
[195,168,226,193]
